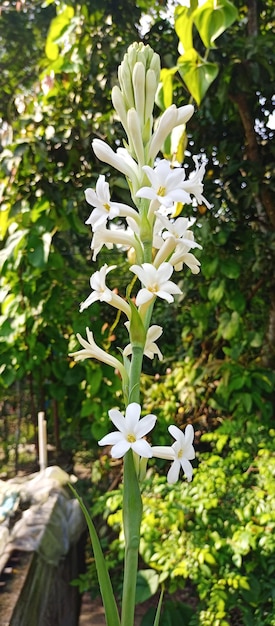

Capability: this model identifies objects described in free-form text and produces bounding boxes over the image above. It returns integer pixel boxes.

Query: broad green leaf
[175,5,194,52]
[202,256,219,279]
[27,233,51,268]
[178,49,218,105]
[225,291,246,314]
[0,228,28,268]
[193,0,238,48]
[136,569,159,604]
[218,311,240,340]
[208,278,225,303]
[45,6,75,61]
[221,258,240,279]
[158,67,178,110]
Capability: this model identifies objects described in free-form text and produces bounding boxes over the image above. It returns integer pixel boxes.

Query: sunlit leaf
[177,49,218,105]
[193,0,238,48]
[175,5,194,52]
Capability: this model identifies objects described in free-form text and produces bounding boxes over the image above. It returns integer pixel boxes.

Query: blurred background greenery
[0,1,274,624]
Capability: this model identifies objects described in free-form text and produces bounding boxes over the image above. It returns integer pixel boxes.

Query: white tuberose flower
[180,156,212,209]
[151,424,195,484]
[123,324,163,360]
[98,402,157,459]
[130,262,182,306]
[85,175,120,229]
[69,327,126,379]
[80,264,131,318]
[136,160,191,208]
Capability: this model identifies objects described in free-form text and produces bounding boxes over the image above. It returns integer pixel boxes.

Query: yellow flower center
[127,433,136,443]
[157,186,166,197]
[177,448,183,459]
[148,283,159,293]
[103,202,111,212]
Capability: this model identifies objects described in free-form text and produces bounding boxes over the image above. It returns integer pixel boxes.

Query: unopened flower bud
[127,108,145,165]
[112,85,128,132]
[133,62,145,124]
[118,62,135,109]
[144,69,157,126]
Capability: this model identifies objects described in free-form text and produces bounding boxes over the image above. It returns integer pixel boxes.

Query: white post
[38,411,48,471]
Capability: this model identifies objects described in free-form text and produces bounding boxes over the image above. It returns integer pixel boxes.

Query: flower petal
[132,439,153,458]
[180,457,194,482]
[125,402,141,430]
[98,431,123,447]
[135,289,154,307]
[109,408,126,432]
[167,460,180,484]
[185,424,195,446]
[151,445,175,461]
[168,424,183,441]
[135,414,156,439]
[111,440,131,458]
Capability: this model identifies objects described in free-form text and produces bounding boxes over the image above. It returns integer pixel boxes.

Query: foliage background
[0,1,274,624]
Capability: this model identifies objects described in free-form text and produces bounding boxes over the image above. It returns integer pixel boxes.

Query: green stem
[120,346,144,626]
[121,449,143,626]
[128,345,143,404]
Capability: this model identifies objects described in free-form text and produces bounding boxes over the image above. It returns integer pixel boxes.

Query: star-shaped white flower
[98,402,157,459]
[130,262,182,306]
[85,176,120,229]
[91,223,141,262]
[151,424,195,484]
[80,264,131,318]
[180,156,212,209]
[169,246,201,274]
[156,214,202,250]
[136,160,191,208]
[80,264,116,312]
[123,324,163,360]
[85,175,139,231]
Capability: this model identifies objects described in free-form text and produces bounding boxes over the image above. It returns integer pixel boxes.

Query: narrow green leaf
[69,485,121,626]
[153,587,164,626]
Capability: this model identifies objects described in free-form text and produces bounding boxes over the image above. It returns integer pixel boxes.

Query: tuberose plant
[69,42,210,626]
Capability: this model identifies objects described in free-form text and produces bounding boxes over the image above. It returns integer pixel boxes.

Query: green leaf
[175,6,194,52]
[225,290,246,314]
[218,311,240,340]
[221,258,240,279]
[193,0,238,48]
[178,49,218,105]
[135,569,160,604]
[45,6,75,61]
[208,278,225,303]
[69,486,121,626]
[27,233,50,268]
[202,256,219,279]
[158,67,178,110]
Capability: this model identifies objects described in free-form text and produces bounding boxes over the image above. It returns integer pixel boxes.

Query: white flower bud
[112,85,128,132]
[149,105,179,160]
[132,62,145,124]
[118,62,135,109]
[144,69,157,124]
[127,108,145,165]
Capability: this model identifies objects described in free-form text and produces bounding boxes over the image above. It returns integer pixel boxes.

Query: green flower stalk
[70,41,210,626]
